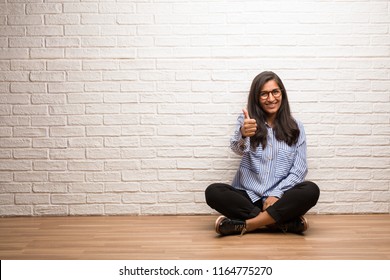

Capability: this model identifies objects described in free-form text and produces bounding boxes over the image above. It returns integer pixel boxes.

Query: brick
[0,183,32,193]
[32,93,68,104]
[69,183,104,193]
[30,71,65,81]
[354,203,389,214]
[121,126,155,136]
[0,173,13,183]
[46,37,80,47]
[122,170,158,181]
[47,60,81,71]
[49,173,84,182]
[69,205,104,216]
[117,14,153,25]
[0,138,31,148]
[0,206,32,216]
[104,137,138,148]
[105,182,140,193]
[50,127,85,137]
[34,206,68,216]
[49,105,84,115]
[0,194,14,205]
[67,71,101,82]
[87,194,121,204]
[122,193,157,204]
[0,4,25,15]
[82,37,117,47]
[68,93,103,104]
[0,94,29,104]
[50,149,85,160]
[0,105,11,115]
[68,115,102,126]
[45,14,80,25]
[68,161,103,171]
[141,182,175,192]
[33,183,67,193]
[0,71,29,82]
[158,193,194,203]
[85,82,120,92]
[103,93,138,103]
[68,138,103,148]
[141,205,176,215]
[33,139,67,148]
[104,115,139,125]
[85,104,120,114]
[141,159,175,169]
[9,38,43,48]
[104,205,140,215]
[0,161,31,171]
[27,26,63,36]
[14,149,48,159]
[14,172,47,182]
[13,105,46,115]
[158,170,193,181]
[0,27,25,37]
[8,15,43,25]
[34,160,66,171]
[10,83,45,93]
[83,60,118,70]
[177,203,212,215]
[81,14,115,25]
[32,116,66,126]
[14,128,47,137]
[64,48,98,59]
[63,3,98,13]
[86,126,121,136]
[15,194,50,205]
[87,148,121,159]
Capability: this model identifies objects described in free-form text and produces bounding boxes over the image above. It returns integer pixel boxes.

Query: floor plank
[0,214,389,260]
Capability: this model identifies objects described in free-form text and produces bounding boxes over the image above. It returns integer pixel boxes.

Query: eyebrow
[260,88,280,93]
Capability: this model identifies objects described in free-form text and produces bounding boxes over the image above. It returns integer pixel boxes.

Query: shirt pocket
[275,148,296,178]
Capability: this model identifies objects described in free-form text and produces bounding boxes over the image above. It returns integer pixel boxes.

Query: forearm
[230,114,250,155]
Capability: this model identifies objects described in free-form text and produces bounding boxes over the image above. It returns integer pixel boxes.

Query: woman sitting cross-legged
[205,71,320,236]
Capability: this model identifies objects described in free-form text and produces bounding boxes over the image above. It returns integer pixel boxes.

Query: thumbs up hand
[241,109,257,138]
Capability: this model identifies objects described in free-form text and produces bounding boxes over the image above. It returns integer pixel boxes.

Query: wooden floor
[0,214,389,260]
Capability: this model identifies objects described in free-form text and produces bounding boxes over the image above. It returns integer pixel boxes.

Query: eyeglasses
[259,88,282,100]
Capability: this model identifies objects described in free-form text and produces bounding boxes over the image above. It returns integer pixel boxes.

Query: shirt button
[268,157,272,160]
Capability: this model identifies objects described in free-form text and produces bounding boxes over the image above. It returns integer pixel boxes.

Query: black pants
[205,181,320,224]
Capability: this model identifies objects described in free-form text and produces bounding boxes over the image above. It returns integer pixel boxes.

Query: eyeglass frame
[259,88,283,100]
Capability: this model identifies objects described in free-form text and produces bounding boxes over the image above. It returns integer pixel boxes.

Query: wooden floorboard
[0,214,389,260]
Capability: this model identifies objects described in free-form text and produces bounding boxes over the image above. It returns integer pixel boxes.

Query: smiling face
[259,79,282,123]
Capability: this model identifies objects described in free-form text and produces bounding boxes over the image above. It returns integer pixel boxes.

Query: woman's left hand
[263,196,279,211]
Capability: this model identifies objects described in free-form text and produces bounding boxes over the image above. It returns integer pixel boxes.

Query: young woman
[205,71,320,236]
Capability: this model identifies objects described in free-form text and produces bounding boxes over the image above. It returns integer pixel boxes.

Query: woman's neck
[266,115,276,127]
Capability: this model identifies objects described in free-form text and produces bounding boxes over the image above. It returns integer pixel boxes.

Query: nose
[266,92,276,101]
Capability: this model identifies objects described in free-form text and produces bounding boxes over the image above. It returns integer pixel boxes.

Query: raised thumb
[242,108,250,119]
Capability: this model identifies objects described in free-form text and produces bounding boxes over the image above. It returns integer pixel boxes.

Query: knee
[306,181,320,204]
[205,183,219,203]
[205,183,227,207]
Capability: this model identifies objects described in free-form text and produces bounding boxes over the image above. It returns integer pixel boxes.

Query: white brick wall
[0,0,389,216]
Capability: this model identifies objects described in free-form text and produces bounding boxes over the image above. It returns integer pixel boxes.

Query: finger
[242,108,250,120]
[244,122,257,130]
[244,119,257,124]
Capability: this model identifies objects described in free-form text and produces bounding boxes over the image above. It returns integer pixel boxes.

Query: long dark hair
[247,71,299,149]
